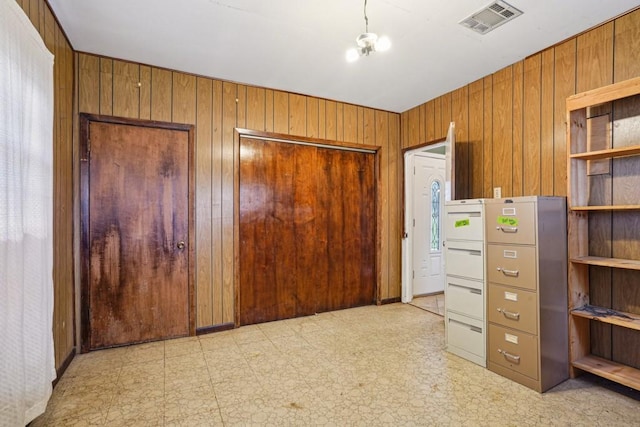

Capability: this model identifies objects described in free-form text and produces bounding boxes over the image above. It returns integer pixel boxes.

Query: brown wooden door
[81,116,193,351]
[239,137,376,325]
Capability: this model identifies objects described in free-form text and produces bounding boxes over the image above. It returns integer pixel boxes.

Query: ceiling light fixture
[346,0,391,63]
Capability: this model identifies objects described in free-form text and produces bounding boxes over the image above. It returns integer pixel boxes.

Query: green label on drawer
[454,219,470,228]
[497,216,519,226]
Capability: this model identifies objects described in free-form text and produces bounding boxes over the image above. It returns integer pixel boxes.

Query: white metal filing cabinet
[484,196,568,392]
[444,199,486,367]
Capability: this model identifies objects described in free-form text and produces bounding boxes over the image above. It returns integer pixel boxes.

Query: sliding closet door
[239,137,376,325]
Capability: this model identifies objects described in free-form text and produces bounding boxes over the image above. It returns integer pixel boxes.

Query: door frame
[79,114,195,352]
[401,122,455,303]
[233,128,381,326]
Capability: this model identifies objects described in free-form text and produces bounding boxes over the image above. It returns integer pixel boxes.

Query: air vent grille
[459,0,523,35]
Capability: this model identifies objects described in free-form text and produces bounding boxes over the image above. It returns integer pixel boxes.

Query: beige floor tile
[164,409,223,427]
[165,336,203,358]
[164,383,219,419]
[34,302,640,426]
[104,395,164,426]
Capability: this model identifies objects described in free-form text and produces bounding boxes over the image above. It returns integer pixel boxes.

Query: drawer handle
[496,267,519,277]
[496,226,518,233]
[469,326,482,333]
[498,349,521,364]
[449,248,482,256]
[448,283,482,295]
[497,308,520,320]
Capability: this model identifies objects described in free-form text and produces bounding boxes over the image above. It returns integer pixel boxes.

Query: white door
[412,154,446,295]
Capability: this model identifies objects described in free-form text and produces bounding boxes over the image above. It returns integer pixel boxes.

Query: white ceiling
[48,0,639,113]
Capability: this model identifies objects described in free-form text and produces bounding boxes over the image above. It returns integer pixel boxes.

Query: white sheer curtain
[0,0,56,425]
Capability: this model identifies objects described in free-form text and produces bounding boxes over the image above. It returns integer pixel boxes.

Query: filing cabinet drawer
[445,203,483,241]
[446,276,483,319]
[485,202,536,245]
[487,244,537,291]
[445,240,484,280]
[488,323,538,380]
[447,312,484,359]
[488,283,537,335]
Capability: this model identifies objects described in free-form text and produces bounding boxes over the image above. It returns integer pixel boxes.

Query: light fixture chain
[364,0,369,32]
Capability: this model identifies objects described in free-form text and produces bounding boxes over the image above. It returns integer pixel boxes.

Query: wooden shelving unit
[567,76,640,391]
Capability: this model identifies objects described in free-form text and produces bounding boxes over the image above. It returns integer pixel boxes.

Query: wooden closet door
[239,137,376,325]
[81,117,193,351]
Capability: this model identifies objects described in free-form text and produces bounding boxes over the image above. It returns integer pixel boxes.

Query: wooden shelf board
[571,305,640,331]
[567,76,640,111]
[570,145,640,160]
[570,205,640,211]
[570,256,640,270]
[573,355,640,391]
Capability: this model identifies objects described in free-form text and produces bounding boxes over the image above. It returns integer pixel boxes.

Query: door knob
[177,241,185,250]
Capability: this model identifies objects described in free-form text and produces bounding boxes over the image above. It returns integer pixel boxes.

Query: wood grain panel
[139,66,151,120]
[523,54,542,195]
[196,77,213,327]
[554,40,576,197]
[236,85,246,129]
[336,103,344,141]
[377,111,389,300]
[325,100,337,141]
[388,113,401,298]
[43,2,54,54]
[172,73,197,124]
[434,97,442,139]
[343,104,358,143]
[318,99,326,139]
[150,68,173,122]
[265,89,274,132]
[307,97,319,138]
[577,22,614,92]
[400,110,408,148]
[221,82,236,323]
[99,58,113,115]
[246,86,265,131]
[113,60,140,119]
[28,0,40,32]
[363,108,375,146]
[293,143,318,315]
[289,94,306,137]
[273,91,289,134]
[425,100,435,142]
[418,104,426,143]
[614,9,640,82]
[469,80,484,198]
[211,80,224,325]
[493,66,513,197]
[512,61,524,197]
[440,93,452,140]
[452,86,469,199]
[541,49,555,196]
[78,54,100,114]
[483,76,493,198]
[405,107,419,146]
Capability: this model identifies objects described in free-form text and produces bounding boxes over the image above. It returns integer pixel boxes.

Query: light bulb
[376,36,391,52]
[346,48,360,63]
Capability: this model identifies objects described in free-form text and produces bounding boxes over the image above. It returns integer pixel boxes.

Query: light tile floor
[31,303,640,426]
[409,293,445,316]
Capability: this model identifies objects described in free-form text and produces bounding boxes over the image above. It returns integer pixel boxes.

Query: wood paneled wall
[401,8,640,200]
[15,0,75,371]
[76,53,402,329]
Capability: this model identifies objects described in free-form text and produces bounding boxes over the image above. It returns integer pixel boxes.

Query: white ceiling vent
[459,1,523,35]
